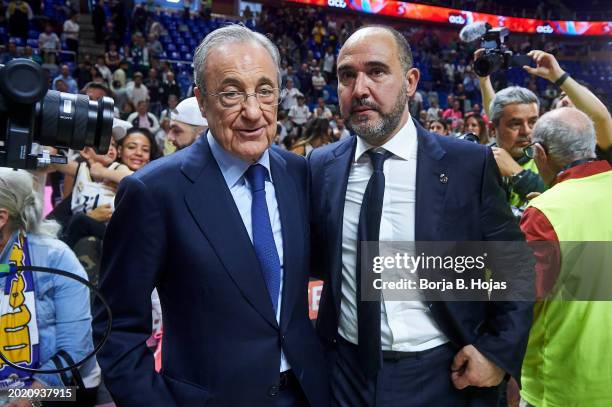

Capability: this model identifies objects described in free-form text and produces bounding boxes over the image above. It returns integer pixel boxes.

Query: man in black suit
[93,24,328,407]
[309,25,533,406]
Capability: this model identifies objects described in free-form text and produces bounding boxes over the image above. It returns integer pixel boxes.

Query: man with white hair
[167,96,208,150]
[93,24,328,406]
[519,107,612,406]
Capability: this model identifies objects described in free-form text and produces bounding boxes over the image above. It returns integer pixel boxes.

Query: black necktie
[356,149,393,378]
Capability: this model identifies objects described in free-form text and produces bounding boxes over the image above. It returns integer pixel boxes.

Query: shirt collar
[207,131,271,188]
[354,117,417,162]
[553,160,611,185]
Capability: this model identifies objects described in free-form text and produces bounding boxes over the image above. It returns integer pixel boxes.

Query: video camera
[460,22,532,77]
[0,59,114,170]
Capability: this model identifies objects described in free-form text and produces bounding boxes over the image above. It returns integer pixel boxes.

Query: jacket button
[332,338,337,344]
[268,385,279,397]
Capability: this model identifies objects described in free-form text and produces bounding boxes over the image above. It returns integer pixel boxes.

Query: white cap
[172,97,208,127]
[112,118,133,141]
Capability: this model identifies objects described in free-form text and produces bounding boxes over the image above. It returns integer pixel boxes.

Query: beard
[343,85,408,145]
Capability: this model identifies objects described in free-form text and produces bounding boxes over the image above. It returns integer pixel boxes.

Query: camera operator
[474,52,546,211]
[477,49,612,174]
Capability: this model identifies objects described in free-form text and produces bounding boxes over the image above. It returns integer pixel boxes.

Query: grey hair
[0,169,60,238]
[193,24,282,96]
[532,107,596,167]
[489,86,540,126]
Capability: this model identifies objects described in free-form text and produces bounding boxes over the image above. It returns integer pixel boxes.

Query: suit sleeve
[92,175,209,406]
[473,148,535,385]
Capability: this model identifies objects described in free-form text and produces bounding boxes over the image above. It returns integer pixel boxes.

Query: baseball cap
[171,97,208,127]
[112,118,133,141]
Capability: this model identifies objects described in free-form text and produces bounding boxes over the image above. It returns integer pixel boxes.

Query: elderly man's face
[337,28,418,145]
[495,103,539,159]
[195,42,278,162]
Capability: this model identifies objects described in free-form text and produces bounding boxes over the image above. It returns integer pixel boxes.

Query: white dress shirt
[338,118,449,351]
[208,132,290,372]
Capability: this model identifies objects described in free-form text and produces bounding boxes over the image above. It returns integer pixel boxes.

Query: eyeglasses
[523,142,547,159]
[207,88,281,109]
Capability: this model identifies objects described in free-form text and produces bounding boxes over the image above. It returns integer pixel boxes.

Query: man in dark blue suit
[309,26,533,406]
[93,25,328,407]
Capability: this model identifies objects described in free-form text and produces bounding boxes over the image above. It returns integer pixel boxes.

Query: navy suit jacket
[93,136,328,406]
[309,119,533,383]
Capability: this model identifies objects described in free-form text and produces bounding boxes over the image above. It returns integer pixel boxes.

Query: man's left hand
[492,147,523,177]
[451,344,505,389]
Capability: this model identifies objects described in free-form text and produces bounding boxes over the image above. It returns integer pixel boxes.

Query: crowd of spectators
[0,1,609,405]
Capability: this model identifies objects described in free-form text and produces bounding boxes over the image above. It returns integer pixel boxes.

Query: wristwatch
[510,169,526,185]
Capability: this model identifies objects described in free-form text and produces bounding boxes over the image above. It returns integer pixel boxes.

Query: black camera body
[473,27,514,77]
[0,59,114,170]
[456,132,480,143]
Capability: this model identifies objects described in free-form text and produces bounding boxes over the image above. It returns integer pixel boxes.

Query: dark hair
[464,114,490,145]
[429,118,449,135]
[119,128,159,161]
[82,81,111,97]
[303,118,330,142]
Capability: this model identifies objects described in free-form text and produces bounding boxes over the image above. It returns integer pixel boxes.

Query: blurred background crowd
[0,0,610,405]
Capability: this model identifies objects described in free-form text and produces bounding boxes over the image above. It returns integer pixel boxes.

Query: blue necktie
[356,149,393,378]
[246,164,281,314]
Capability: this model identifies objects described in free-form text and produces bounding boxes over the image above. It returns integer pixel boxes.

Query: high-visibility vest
[520,168,612,407]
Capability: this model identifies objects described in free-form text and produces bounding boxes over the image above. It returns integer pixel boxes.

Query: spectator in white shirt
[426,100,442,122]
[313,97,332,119]
[63,13,80,58]
[288,95,311,137]
[39,23,61,64]
[311,67,327,100]
[322,45,335,82]
[280,78,303,111]
[95,55,113,88]
[126,72,150,106]
[127,100,160,135]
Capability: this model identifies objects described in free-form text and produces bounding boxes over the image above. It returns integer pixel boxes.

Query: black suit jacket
[93,136,328,406]
[309,119,533,383]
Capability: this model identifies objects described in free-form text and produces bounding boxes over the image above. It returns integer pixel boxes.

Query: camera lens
[474,53,505,77]
[35,91,114,154]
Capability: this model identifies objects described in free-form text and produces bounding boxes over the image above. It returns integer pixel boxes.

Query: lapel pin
[439,173,448,184]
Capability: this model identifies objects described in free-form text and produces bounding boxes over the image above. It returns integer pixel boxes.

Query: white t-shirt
[323,53,335,73]
[63,19,79,41]
[71,162,123,214]
[39,32,60,51]
[288,105,310,125]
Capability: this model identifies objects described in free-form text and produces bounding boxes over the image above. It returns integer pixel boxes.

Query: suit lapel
[414,120,448,241]
[269,149,302,333]
[182,138,278,329]
[324,137,356,313]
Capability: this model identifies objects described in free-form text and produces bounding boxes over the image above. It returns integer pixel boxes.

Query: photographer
[474,50,546,211]
[478,49,612,168]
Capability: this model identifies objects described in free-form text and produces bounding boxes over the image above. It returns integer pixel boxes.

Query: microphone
[459,22,490,43]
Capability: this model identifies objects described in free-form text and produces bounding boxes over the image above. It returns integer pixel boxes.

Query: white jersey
[71,162,121,214]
